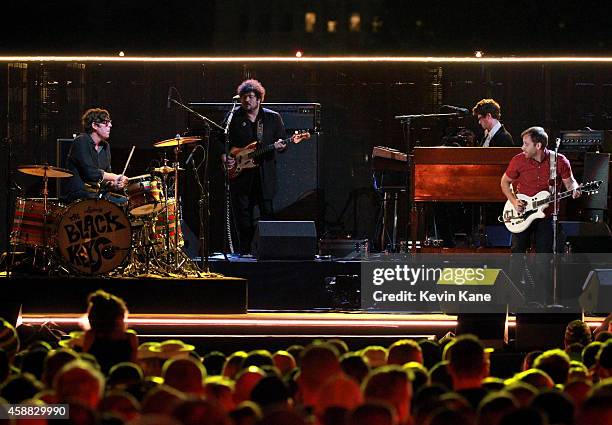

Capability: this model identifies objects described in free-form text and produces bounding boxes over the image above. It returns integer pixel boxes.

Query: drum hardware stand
[3,133,16,278]
[167,95,226,277]
[159,158,172,255]
[121,223,169,278]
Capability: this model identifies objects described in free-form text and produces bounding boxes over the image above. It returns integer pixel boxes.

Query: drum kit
[8,135,210,278]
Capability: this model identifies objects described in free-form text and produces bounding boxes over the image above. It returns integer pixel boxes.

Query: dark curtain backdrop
[2,61,612,253]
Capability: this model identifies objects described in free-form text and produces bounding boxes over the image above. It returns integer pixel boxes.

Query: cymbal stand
[153,145,201,276]
[159,157,172,255]
[173,143,180,269]
[38,166,51,272]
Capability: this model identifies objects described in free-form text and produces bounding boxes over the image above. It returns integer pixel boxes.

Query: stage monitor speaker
[252,221,316,260]
[515,311,581,351]
[0,302,22,327]
[560,221,612,253]
[456,313,508,349]
[581,152,610,210]
[579,269,612,314]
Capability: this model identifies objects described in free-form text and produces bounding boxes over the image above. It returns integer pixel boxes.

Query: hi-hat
[17,164,73,178]
[154,166,185,174]
[153,136,201,148]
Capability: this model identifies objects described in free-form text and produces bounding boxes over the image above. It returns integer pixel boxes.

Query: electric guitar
[227,131,311,179]
[500,180,602,233]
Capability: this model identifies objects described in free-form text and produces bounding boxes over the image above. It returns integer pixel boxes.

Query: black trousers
[511,216,554,254]
[510,217,557,305]
[230,171,274,254]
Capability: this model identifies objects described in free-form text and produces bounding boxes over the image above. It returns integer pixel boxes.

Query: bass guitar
[228,131,310,179]
[500,180,602,233]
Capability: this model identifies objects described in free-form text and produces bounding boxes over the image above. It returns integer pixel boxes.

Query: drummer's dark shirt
[63,133,112,202]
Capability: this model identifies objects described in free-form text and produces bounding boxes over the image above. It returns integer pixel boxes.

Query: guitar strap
[549,151,556,193]
[256,118,264,144]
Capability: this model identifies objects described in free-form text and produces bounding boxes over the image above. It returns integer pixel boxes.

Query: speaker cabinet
[274,132,320,218]
[251,221,316,260]
[515,311,581,351]
[581,152,610,210]
[579,269,612,314]
[456,313,508,349]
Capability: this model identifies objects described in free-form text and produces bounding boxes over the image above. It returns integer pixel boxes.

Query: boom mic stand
[168,97,224,273]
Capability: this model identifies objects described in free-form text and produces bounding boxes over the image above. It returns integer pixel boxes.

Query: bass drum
[56,199,131,275]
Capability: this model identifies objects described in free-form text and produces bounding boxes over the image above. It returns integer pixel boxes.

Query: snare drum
[10,198,63,247]
[126,174,164,216]
[151,199,184,248]
[56,198,131,275]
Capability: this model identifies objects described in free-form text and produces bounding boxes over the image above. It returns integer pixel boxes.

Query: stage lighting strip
[137,334,438,339]
[20,315,458,327]
[2,56,612,63]
[19,314,604,329]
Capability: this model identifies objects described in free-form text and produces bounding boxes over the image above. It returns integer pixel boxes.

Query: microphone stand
[394,112,462,251]
[223,99,239,257]
[551,137,561,306]
[168,97,224,273]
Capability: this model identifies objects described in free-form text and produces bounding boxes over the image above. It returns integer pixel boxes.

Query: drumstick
[120,146,136,177]
[127,173,152,181]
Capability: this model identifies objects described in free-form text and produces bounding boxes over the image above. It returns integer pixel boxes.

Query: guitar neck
[535,188,575,208]
[251,136,293,158]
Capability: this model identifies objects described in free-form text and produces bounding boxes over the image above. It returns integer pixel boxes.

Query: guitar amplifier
[559,130,605,153]
[188,102,321,131]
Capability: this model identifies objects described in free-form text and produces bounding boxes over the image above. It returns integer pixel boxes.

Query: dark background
[1,1,612,254]
[2,1,611,56]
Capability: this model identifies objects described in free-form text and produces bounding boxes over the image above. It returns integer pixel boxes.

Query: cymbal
[17,164,73,178]
[154,166,185,174]
[153,136,201,148]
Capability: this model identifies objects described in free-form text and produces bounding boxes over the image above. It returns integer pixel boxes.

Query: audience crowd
[0,289,612,425]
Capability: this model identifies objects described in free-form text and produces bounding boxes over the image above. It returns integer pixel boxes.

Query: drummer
[64,108,129,204]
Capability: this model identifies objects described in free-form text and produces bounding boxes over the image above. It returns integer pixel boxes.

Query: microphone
[555,137,561,149]
[186,145,198,165]
[167,87,173,109]
[232,95,240,101]
[442,105,470,115]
